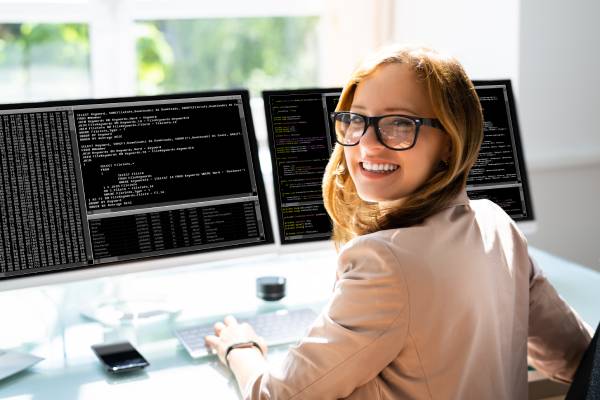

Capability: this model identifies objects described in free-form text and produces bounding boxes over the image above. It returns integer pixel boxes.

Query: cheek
[343,147,359,176]
[404,154,434,182]
[402,138,443,181]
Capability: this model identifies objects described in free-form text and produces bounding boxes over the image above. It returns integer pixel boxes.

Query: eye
[380,116,414,133]
[389,117,413,128]
[335,113,352,124]
[349,114,363,124]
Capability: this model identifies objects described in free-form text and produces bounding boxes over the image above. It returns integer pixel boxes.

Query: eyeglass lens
[334,113,417,150]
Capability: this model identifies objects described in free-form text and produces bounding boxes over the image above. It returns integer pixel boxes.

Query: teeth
[362,161,399,172]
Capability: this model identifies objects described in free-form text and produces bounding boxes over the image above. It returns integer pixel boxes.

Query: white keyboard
[174,308,318,359]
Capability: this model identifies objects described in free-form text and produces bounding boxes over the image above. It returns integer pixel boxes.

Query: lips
[358,163,400,180]
[360,161,399,174]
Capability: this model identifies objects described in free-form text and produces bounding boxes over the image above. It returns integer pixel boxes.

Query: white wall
[394,0,600,271]
[321,0,396,87]
[528,165,600,271]
[519,0,600,271]
[394,0,520,87]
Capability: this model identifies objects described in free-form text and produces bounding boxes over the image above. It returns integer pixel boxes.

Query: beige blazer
[243,190,592,399]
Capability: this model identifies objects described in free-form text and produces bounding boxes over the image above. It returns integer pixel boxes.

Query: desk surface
[0,247,598,400]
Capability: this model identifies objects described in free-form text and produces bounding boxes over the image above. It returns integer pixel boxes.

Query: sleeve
[527,255,593,383]
[242,237,410,400]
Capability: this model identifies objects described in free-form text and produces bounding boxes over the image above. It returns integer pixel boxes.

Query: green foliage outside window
[0,23,90,101]
[136,17,320,96]
[0,23,89,67]
[0,17,319,101]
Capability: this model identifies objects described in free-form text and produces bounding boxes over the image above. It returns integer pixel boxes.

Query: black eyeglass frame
[330,111,444,151]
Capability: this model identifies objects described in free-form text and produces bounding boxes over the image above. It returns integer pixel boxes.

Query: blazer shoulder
[471,198,528,243]
[337,232,415,280]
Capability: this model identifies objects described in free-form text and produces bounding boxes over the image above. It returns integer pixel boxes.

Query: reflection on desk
[0,247,598,400]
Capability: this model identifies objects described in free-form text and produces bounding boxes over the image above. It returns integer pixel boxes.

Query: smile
[360,161,399,174]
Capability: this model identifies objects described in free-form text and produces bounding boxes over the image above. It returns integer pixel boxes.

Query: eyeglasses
[331,111,443,151]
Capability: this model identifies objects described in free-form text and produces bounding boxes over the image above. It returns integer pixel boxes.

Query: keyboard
[174,308,318,359]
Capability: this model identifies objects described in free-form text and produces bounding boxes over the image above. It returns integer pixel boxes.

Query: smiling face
[343,63,451,203]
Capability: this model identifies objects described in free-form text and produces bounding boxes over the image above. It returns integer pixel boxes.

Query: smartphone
[91,341,149,373]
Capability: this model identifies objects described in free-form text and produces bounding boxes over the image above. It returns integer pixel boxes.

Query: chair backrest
[566,321,600,400]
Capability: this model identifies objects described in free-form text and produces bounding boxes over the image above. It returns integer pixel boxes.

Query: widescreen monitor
[0,90,274,291]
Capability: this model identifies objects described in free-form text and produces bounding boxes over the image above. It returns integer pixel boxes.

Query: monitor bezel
[0,89,275,287]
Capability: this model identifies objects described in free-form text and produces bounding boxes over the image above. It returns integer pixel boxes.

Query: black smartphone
[91,341,149,373]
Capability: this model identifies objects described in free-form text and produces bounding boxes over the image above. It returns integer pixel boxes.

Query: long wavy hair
[322,44,483,250]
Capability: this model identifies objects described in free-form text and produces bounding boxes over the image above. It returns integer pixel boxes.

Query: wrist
[225,341,264,368]
[226,346,268,396]
[227,347,263,363]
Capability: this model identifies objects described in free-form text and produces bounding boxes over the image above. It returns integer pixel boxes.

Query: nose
[359,125,385,152]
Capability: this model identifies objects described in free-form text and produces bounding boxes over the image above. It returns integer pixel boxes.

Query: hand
[205,315,268,366]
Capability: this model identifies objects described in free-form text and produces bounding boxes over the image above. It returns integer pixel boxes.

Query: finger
[223,315,238,326]
[204,335,223,360]
[204,334,219,349]
[214,321,225,335]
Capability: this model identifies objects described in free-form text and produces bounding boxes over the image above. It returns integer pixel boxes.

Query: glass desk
[0,247,598,400]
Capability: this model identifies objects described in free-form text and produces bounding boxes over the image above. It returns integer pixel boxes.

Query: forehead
[352,63,433,116]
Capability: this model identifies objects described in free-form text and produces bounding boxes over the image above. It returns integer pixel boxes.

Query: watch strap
[225,341,263,368]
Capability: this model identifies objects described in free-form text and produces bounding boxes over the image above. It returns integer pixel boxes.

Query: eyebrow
[351,104,419,115]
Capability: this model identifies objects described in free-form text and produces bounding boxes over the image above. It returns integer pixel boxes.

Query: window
[0,0,391,103]
[0,23,91,102]
[136,17,320,97]
[0,1,328,103]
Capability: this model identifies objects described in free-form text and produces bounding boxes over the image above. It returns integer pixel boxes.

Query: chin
[355,185,412,204]
[356,190,396,203]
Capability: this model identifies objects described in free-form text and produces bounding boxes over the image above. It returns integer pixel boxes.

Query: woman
[205,45,592,399]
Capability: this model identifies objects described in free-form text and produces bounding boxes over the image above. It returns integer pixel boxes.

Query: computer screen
[468,80,534,224]
[0,90,274,283]
[262,89,340,245]
[263,80,534,245]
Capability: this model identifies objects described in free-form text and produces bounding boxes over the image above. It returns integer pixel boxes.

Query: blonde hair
[323,44,483,250]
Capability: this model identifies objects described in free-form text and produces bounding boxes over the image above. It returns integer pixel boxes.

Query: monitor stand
[79,275,181,326]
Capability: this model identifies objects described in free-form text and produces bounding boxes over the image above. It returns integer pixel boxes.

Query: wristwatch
[225,341,263,368]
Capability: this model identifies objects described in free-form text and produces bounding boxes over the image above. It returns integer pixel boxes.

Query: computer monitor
[0,90,274,291]
[262,88,340,247]
[469,80,535,232]
[262,80,535,246]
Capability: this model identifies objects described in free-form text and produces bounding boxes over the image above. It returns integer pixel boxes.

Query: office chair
[565,321,600,399]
